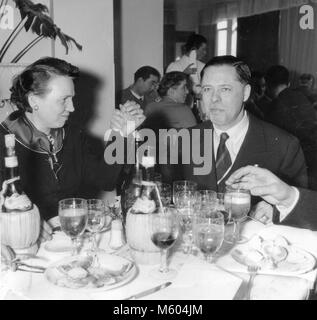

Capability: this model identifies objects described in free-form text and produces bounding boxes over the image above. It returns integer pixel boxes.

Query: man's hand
[226,165,297,207]
[183,63,197,75]
[110,101,145,137]
[38,219,53,243]
[250,200,274,225]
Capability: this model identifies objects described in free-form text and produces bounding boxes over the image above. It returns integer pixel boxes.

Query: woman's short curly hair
[158,71,189,98]
[10,57,79,112]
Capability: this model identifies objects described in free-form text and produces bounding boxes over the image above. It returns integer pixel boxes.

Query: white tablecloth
[1,221,316,300]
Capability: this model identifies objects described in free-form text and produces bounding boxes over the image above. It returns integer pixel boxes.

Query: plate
[44,233,73,253]
[44,252,137,291]
[217,234,316,276]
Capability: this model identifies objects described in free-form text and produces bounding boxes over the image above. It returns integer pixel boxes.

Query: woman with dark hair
[144,71,197,130]
[0,57,144,241]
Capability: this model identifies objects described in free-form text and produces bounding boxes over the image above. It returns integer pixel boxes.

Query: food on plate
[46,255,133,289]
[232,234,290,268]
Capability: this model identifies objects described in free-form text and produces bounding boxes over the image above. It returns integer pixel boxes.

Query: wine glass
[86,199,110,256]
[224,186,251,244]
[174,190,196,254]
[59,198,88,256]
[150,205,180,280]
[157,183,172,206]
[172,180,197,204]
[193,212,224,263]
[195,190,217,216]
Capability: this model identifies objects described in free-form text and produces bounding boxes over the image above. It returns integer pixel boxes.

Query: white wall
[121,0,164,88]
[0,0,114,138]
[53,0,114,137]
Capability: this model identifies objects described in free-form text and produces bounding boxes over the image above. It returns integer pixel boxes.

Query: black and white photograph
[1,0,317,305]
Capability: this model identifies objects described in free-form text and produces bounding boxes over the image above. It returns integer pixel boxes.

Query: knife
[124,282,172,300]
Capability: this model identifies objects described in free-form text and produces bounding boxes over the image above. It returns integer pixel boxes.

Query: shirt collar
[1,111,64,154]
[213,110,249,141]
[130,88,144,101]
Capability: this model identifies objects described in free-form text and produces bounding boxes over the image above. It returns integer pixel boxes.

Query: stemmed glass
[156,183,172,206]
[172,180,197,204]
[224,186,251,244]
[86,199,110,256]
[150,205,180,280]
[59,198,88,256]
[174,190,196,254]
[193,212,224,263]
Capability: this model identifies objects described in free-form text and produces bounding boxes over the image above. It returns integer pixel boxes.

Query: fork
[245,265,259,300]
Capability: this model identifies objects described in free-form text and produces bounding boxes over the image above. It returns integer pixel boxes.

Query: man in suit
[178,55,308,193]
[117,66,161,110]
[226,165,317,231]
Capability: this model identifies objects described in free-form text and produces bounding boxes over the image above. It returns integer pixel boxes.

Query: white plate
[44,253,137,291]
[217,234,316,276]
[44,233,73,253]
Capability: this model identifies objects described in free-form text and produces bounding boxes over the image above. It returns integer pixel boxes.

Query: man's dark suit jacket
[281,188,317,231]
[179,113,308,193]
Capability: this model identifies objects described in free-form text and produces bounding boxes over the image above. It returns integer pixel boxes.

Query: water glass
[87,199,110,256]
[59,198,88,255]
[224,186,251,244]
[174,190,196,254]
[173,180,197,204]
[193,212,225,263]
[157,182,172,206]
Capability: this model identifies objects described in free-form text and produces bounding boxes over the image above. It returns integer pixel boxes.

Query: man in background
[117,66,161,110]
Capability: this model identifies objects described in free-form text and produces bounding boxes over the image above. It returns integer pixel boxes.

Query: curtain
[279,4,317,85]
[199,0,309,25]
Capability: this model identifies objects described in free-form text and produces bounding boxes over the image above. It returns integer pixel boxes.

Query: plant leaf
[12,0,82,54]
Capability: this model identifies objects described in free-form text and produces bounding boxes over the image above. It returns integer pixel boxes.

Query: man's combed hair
[134,66,161,83]
[184,33,207,54]
[201,55,251,85]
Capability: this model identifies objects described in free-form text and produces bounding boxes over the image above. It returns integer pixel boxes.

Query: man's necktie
[216,132,232,183]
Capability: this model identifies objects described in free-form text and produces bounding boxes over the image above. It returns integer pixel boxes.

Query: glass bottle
[1,134,33,212]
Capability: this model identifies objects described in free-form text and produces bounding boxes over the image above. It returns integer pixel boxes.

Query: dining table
[1,219,317,300]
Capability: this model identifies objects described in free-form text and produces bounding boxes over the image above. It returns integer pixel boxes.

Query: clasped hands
[110,101,145,137]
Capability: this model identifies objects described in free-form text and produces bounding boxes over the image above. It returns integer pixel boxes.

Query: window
[216,18,237,56]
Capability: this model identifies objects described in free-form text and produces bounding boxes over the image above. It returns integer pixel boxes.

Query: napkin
[142,256,243,300]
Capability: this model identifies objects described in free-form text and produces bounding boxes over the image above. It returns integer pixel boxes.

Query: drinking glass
[157,183,172,206]
[59,198,88,255]
[172,180,197,204]
[86,199,110,255]
[193,212,225,263]
[194,190,217,216]
[150,206,180,280]
[224,187,251,244]
[174,190,196,254]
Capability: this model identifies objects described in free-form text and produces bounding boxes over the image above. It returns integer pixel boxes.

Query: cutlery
[15,261,46,273]
[124,282,172,300]
[245,265,259,300]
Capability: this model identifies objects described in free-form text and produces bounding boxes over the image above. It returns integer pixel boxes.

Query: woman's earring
[33,105,39,111]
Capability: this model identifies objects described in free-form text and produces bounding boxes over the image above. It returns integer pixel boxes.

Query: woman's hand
[1,244,17,271]
[38,219,53,243]
[110,101,145,137]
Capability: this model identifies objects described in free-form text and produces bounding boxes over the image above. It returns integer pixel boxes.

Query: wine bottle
[1,134,33,213]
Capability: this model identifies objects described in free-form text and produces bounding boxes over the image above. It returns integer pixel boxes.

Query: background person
[117,66,161,110]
